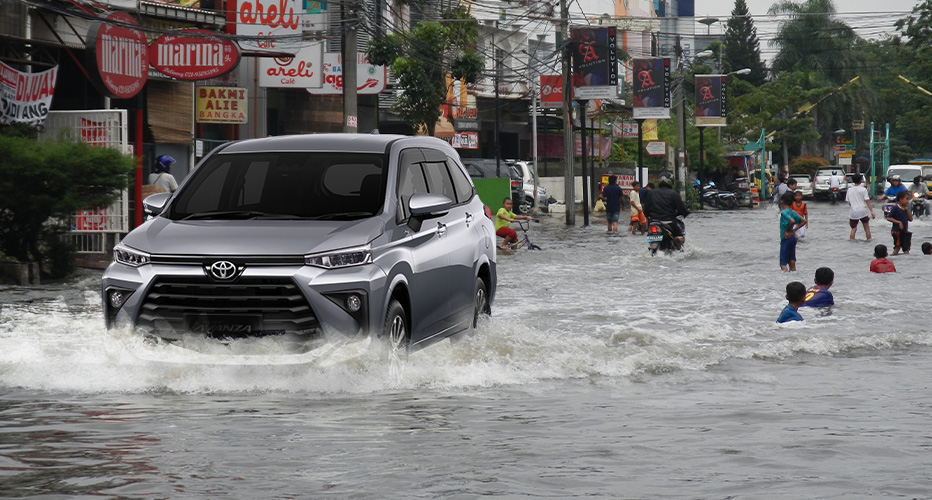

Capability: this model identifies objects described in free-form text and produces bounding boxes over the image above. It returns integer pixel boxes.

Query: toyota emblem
[208,260,238,280]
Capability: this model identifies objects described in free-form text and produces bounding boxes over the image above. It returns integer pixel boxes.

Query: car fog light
[109,290,127,308]
[346,294,362,312]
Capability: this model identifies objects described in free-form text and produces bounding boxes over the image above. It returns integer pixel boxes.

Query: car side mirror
[142,191,172,216]
[407,192,452,231]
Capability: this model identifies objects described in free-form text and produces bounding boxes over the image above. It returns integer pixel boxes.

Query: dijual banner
[0,61,58,126]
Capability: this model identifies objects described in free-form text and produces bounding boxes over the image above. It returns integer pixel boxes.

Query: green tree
[0,130,134,277]
[768,0,859,85]
[366,6,483,136]
[723,0,767,87]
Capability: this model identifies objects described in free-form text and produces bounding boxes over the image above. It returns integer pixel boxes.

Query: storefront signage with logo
[450,131,478,149]
[86,12,148,99]
[260,42,323,88]
[149,30,240,81]
[306,52,386,94]
[196,86,247,123]
[236,0,301,55]
[0,61,58,126]
[540,75,566,106]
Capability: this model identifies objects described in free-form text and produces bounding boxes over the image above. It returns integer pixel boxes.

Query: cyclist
[494,198,533,250]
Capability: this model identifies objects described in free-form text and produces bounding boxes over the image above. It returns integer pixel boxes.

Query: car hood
[123,217,385,256]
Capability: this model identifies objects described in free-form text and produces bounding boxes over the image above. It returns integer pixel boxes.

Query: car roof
[216,133,454,155]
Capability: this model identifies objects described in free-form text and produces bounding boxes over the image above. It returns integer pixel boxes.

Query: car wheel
[472,276,490,330]
[516,197,534,215]
[382,299,409,369]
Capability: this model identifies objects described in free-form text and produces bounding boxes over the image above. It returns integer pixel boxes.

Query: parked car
[102,134,497,359]
[506,159,549,214]
[790,174,813,199]
[813,167,849,199]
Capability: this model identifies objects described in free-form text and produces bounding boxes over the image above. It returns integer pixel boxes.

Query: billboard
[695,74,727,127]
[631,58,670,119]
[571,27,617,100]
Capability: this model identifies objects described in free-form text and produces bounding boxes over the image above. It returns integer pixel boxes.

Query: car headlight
[305,245,371,269]
[113,244,151,267]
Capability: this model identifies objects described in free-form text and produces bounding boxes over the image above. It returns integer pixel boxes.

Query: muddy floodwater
[2,201,931,498]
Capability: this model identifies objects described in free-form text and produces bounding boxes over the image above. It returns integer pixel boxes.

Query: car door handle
[436,221,446,237]
[465,212,473,227]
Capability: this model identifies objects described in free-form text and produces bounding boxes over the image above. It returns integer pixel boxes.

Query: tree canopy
[723,0,767,87]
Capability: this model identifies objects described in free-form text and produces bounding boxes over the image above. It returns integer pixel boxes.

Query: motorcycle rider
[879,174,907,201]
[828,170,843,204]
[909,175,931,217]
[149,154,179,193]
[643,172,690,248]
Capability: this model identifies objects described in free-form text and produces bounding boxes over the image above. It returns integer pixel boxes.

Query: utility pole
[561,0,575,224]
[342,0,358,133]
[675,35,686,198]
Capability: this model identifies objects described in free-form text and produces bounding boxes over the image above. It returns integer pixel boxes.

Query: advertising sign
[259,42,323,88]
[646,141,666,156]
[302,0,328,31]
[451,132,478,149]
[149,30,240,81]
[695,74,727,127]
[540,75,565,106]
[236,0,302,55]
[306,52,386,94]
[0,61,58,126]
[86,12,148,99]
[571,27,618,100]
[196,87,247,123]
[631,58,670,119]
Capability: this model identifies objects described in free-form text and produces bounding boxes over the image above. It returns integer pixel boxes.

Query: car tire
[382,299,409,368]
[472,276,490,330]
[516,197,534,215]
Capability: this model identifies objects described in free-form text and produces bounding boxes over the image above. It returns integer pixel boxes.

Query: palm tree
[768,0,859,85]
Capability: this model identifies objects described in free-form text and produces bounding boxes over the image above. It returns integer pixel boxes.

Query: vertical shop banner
[539,75,565,106]
[259,42,323,88]
[642,119,658,140]
[236,0,301,55]
[695,74,727,127]
[0,61,58,126]
[570,27,617,100]
[196,87,248,123]
[631,58,670,119]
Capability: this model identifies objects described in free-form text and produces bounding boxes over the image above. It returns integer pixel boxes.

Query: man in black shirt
[643,172,690,247]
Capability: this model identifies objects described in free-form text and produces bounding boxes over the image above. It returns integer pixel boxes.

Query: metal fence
[39,110,130,253]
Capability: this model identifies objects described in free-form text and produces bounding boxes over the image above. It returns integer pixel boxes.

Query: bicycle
[508,219,542,250]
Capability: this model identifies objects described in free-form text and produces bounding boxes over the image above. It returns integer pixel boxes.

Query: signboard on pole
[540,75,565,106]
[646,141,666,156]
[631,58,670,119]
[86,12,148,99]
[570,26,618,100]
[694,74,727,127]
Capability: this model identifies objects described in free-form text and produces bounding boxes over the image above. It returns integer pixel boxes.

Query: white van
[884,164,923,191]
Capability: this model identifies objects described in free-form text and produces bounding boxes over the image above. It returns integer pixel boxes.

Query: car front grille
[136,276,319,339]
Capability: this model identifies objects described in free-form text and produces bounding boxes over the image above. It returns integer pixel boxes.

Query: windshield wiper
[180,210,272,221]
[309,212,374,220]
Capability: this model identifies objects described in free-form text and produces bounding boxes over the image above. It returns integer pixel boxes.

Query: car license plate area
[646,235,664,242]
[186,314,263,338]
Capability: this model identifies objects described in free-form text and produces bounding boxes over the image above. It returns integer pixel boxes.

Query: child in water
[791,190,809,239]
[777,281,806,323]
[800,267,833,308]
[870,244,896,273]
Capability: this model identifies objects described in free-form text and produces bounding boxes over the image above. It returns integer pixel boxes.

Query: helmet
[156,154,175,172]
[891,174,901,181]
[657,172,674,188]
[709,181,716,188]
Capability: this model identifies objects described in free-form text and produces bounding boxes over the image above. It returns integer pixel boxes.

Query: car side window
[447,156,475,204]
[396,149,427,221]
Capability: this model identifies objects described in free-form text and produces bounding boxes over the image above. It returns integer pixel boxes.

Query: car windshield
[167,152,385,221]
[890,168,922,181]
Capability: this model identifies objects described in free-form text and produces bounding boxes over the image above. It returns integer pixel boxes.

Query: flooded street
[2,201,932,498]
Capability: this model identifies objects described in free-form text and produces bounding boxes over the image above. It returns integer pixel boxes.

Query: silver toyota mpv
[102,133,497,356]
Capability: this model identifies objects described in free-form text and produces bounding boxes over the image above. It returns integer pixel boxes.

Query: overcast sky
[694,0,919,17]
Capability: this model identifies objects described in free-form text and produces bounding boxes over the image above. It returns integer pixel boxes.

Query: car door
[393,148,452,344]
[421,148,479,332]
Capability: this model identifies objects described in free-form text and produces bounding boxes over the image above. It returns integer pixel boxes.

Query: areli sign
[149,30,240,81]
[86,12,148,99]
[235,0,301,55]
[196,87,247,124]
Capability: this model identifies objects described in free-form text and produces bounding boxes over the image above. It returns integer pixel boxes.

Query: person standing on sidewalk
[846,173,874,240]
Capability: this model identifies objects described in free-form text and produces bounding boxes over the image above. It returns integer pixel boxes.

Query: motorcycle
[695,180,738,209]
[646,217,685,256]
[830,186,840,204]
[911,192,926,219]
